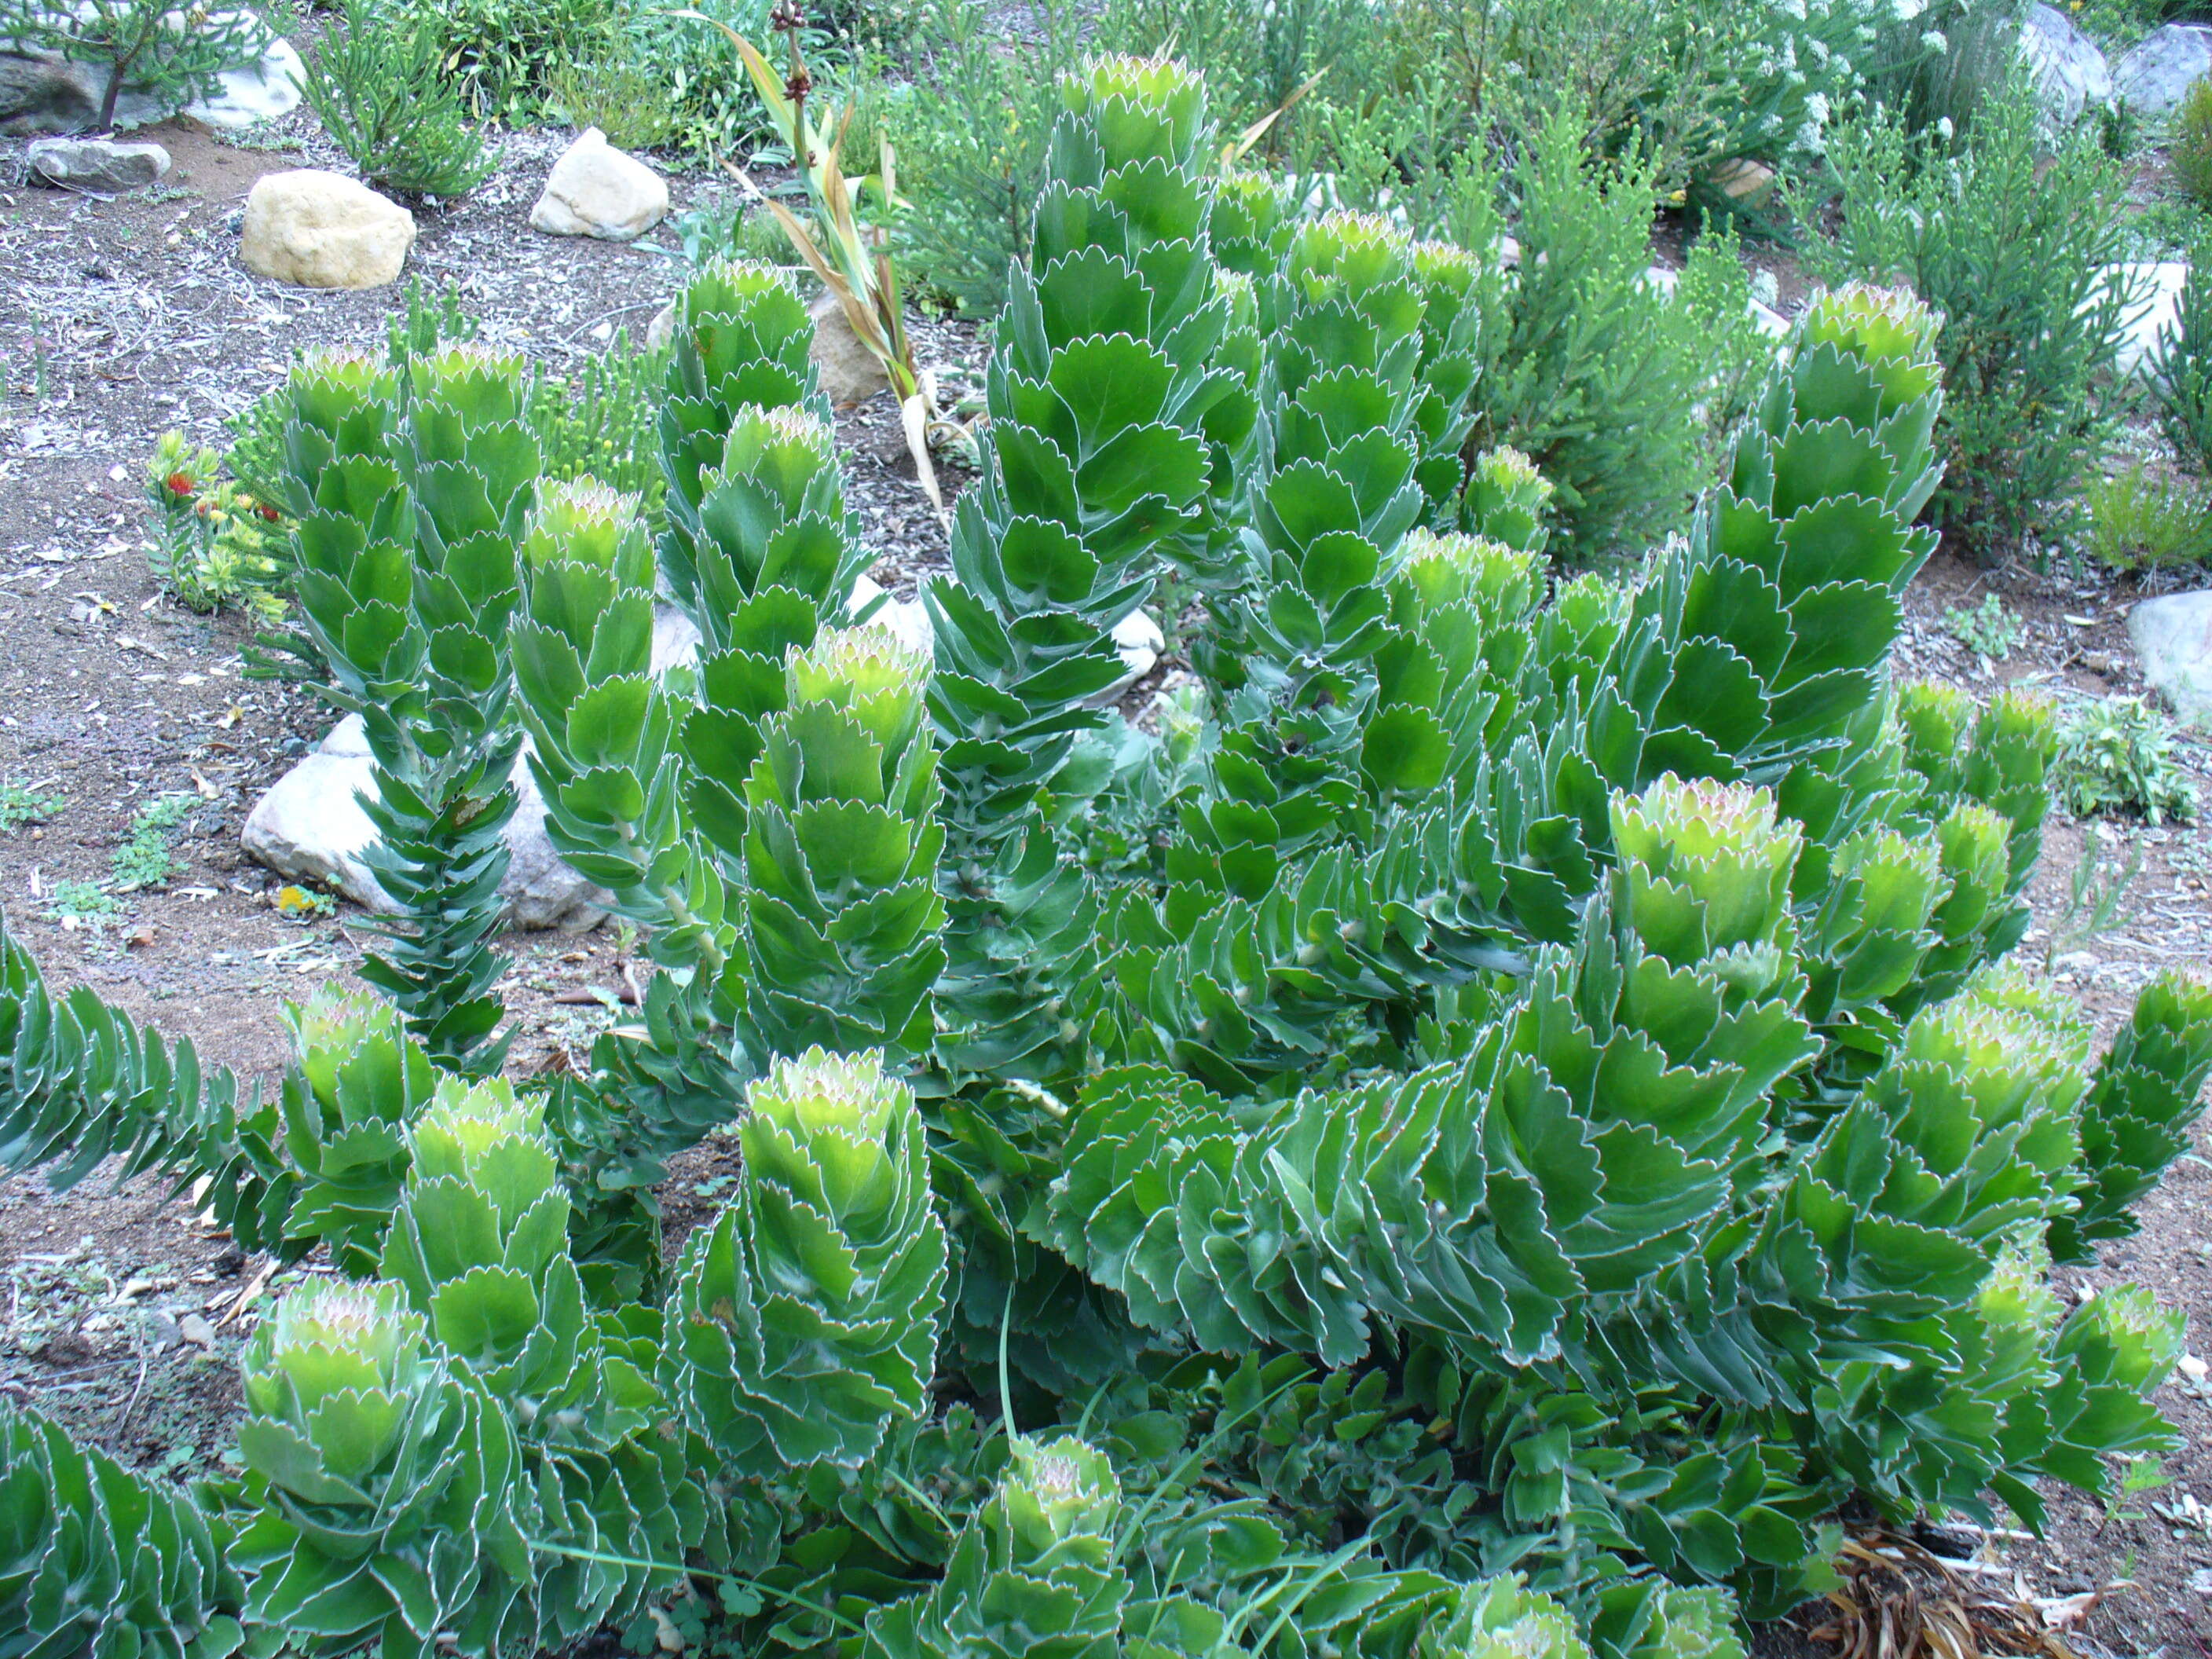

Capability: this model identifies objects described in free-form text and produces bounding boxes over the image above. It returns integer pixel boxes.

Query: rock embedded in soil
[239,170,416,290]
[2129,590,2212,730]
[529,127,670,242]
[25,135,169,192]
[810,292,892,406]
[2020,2,2116,126]
[240,714,611,932]
[2115,23,2212,119]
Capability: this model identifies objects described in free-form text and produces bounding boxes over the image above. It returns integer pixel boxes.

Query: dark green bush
[1795,81,2138,562]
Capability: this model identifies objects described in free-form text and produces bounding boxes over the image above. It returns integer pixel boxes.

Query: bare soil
[2,119,2210,1659]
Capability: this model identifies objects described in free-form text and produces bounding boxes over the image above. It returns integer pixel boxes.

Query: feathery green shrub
[1793,82,2139,563]
[295,0,498,200]
[3,55,2211,1659]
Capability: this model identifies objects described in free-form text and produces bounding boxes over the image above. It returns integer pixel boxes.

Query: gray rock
[2115,23,2212,119]
[2130,591,2212,729]
[177,1314,216,1350]
[27,135,169,192]
[0,51,98,135]
[2020,3,2115,126]
[240,715,611,931]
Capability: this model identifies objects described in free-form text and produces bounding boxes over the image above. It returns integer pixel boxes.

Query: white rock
[104,26,304,129]
[652,602,703,675]
[2129,590,2212,729]
[26,135,168,192]
[2020,2,2116,126]
[645,300,677,353]
[2091,261,2189,379]
[187,35,305,129]
[240,170,414,289]
[241,716,610,931]
[2115,24,2212,119]
[1749,298,1791,339]
[530,127,668,242]
[1101,610,1163,703]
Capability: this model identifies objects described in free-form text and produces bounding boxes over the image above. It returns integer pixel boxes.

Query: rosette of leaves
[0,905,289,1251]
[277,986,438,1274]
[507,481,752,1232]
[282,342,540,1071]
[657,258,824,628]
[858,1435,1126,1659]
[668,1049,947,1475]
[2053,969,2212,1261]
[378,1078,702,1645]
[0,1404,245,1659]
[1188,211,1452,865]
[233,1280,532,1658]
[738,624,946,1057]
[1464,445,1553,558]
[925,53,1255,1079]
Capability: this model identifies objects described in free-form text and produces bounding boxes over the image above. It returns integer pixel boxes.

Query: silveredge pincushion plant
[6,54,2212,1659]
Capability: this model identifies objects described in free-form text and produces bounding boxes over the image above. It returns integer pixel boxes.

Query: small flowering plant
[143,429,289,621]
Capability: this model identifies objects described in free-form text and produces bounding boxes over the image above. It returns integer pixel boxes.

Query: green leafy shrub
[5,59,2212,1659]
[1794,81,2140,562]
[0,0,269,131]
[542,45,684,152]
[295,0,498,200]
[394,0,627,119]
[0,781,60,833]
[2170,76,2212,208]
[111,794,193,891]
[2055,694,2203,824]
[1467,104,1771,560]
[2082,463,2212,572]
[870,0,1084,315]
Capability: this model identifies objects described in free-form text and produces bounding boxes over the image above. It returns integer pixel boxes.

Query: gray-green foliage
[4,54,2212,1659]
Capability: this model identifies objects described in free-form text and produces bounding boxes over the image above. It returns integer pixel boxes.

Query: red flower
[165,472,196,500]
[256,500,281,522]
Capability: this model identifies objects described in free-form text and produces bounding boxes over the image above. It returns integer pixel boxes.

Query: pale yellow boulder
[240,170,415,289]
